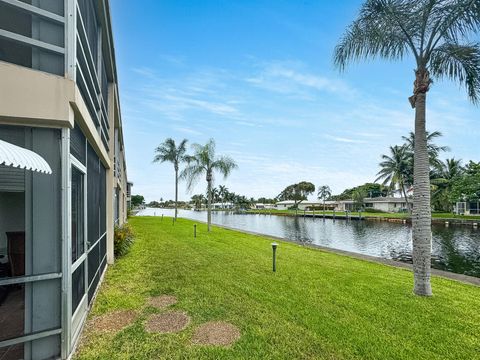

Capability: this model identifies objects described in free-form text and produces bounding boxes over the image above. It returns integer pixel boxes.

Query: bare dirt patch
[89,310,137,333]
[148,295,177,309]
[145,311,190,333]
[191,321,241,346]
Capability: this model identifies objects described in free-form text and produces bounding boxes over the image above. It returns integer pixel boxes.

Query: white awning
[0,139,52,174]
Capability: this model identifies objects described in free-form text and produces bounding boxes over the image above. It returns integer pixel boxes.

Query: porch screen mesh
[70,125,86,165]
[86,143,107,303]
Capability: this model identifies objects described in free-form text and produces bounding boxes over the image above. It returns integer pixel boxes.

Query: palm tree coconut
[153,138,188,220]
[335,0,480,296]
[181,139,237,231]
[376,145,412,211]
[317,185,332,217]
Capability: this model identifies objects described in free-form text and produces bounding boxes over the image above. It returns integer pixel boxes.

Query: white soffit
[0,139,52,174]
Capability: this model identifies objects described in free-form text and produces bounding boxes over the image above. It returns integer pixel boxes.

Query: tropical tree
[334,0,480,296]
[277,181,315,215]
[402,131,450,168]
[131,195,145,208]
[352,188,368,211]
[317,185,332,216]
[191,194,206,210]
[153,138,188,220]
[375,145,412,210]
[449,161,480,205]
[218,185,229,208]
[431,158,464,211]
[181,139,237,231]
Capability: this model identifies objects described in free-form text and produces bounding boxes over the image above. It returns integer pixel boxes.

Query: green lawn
[76,217,480,360]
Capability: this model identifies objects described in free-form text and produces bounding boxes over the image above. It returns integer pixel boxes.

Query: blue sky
[111,0,480,202]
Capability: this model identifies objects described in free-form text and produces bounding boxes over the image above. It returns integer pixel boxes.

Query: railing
[76,0,110,151]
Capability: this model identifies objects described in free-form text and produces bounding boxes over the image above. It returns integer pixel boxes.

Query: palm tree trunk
[174,167,178,220]
[412,87,433,296]
[400,180,411,214]
[323,199,326,218]
[207,174,212,232]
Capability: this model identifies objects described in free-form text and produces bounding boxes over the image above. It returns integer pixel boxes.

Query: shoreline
[135,213,480,287]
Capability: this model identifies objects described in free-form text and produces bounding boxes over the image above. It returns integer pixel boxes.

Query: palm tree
[218,185,229,209]
[431,158,464,211]
[375,145,412,211]
[402,131,450,168]
[317,185,332,217]
[181,139,237,231]
[334,0,480,296]
[153,138,188,220]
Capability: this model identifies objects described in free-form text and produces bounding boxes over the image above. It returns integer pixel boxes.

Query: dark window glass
[71,167,84,262]
[0,283,25,341]
[72,262,85,313]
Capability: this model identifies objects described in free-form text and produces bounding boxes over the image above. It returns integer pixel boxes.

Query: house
[335,197,412,213]
[275,200,336,211]
[212,202,234,209]
[253,203,275,210]
[454,201,480,215]
[0,1,128,358]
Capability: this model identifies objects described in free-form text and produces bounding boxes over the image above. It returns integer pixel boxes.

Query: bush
[363,208,387,213]
[114,223,135,258]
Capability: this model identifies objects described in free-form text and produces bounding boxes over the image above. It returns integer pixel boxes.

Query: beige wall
[0,62,75,127]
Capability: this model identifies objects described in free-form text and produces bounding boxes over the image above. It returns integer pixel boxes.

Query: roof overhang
[0,139,52,174]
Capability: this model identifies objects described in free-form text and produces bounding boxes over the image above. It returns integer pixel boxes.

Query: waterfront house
[0,1,128,358]
[212,202,234,210]
[335,197,412,213]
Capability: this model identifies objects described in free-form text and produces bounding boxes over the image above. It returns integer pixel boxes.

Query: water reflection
[137,208,480,277]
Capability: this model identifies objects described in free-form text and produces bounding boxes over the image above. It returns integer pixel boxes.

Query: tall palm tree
[153,138,188,220]
[375,145,412,210]
[181,139,237,231]
[334,0,480,296]
[317,185,332,217]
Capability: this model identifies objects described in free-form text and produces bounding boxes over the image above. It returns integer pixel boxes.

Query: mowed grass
[75,216,480,360]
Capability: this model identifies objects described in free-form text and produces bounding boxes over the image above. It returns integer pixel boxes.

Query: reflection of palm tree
[182,139,237,231]
[335,0,480,296]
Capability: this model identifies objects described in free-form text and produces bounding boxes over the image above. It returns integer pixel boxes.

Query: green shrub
[114,223,135,258]
[363,208,387,213]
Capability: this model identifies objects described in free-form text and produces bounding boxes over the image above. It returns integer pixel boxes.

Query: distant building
[454,201,480,215]
[336,197,412,212]
[252,203,275,210]
[212,202,234,209]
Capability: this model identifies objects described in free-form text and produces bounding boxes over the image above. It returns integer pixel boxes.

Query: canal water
[137,208,480,277]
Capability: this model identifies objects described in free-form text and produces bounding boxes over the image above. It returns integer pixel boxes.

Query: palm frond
[430,42,480,103]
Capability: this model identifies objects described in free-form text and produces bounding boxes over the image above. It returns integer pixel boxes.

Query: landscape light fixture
[271,242,278,272]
